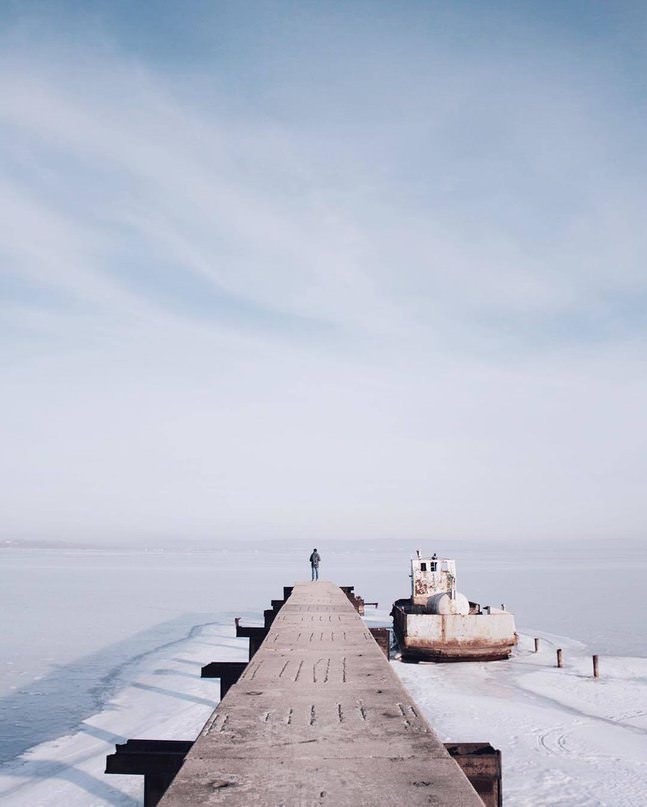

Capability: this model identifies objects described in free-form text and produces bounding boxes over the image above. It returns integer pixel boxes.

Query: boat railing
[412,557,456,574]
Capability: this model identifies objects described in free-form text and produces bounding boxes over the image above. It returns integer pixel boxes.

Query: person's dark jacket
[309,551,321,567]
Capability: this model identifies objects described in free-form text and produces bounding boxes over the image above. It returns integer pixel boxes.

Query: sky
[1,1,646,545]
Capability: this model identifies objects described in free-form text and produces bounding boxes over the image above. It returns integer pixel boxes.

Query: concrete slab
[158,582,483,806]
[161,757,483,806]
[190,689,450,760]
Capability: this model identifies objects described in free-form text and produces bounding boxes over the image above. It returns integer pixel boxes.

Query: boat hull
[392,599,517,662]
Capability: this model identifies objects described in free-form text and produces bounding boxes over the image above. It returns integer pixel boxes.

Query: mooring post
[534,638,540,653]
[593,654,600,678]
[556,648,563,668]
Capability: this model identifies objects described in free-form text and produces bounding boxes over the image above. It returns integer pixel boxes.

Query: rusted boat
[391,553,517,662]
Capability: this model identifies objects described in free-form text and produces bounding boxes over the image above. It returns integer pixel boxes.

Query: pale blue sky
[1,2,646,543]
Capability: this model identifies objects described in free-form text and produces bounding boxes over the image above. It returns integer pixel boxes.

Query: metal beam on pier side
[158,581,483,806]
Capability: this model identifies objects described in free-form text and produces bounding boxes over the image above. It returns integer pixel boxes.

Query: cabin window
[420,562,427,571]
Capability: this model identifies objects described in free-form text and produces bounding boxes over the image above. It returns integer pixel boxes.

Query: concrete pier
[158,581,483,806]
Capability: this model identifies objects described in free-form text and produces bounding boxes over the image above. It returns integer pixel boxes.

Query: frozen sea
[0,538,646,805]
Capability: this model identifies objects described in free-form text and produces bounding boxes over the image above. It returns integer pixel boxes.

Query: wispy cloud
[1,4,646,542]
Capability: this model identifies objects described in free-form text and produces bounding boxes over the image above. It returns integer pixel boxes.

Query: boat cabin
[410,553,456,606]
[393,552,517,661]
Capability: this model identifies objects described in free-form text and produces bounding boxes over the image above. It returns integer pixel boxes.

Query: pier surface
[159,581,482,806]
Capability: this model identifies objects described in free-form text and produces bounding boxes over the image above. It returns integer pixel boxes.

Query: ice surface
[391,628,647,806]
[1,540,645,805]
[0,618,245,805]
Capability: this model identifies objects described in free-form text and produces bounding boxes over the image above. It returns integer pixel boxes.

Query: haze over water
[2,537,645,766]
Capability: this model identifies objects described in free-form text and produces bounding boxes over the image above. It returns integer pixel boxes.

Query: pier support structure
[200,661,248,698]
[105,740,193,807]
[107,583,502,806]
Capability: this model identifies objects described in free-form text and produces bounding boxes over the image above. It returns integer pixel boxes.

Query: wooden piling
[556,648,563,668]
[534,637,540,653]
[593,654,599,678]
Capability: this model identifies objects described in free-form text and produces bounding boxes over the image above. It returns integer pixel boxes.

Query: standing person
[309,548,321,581]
